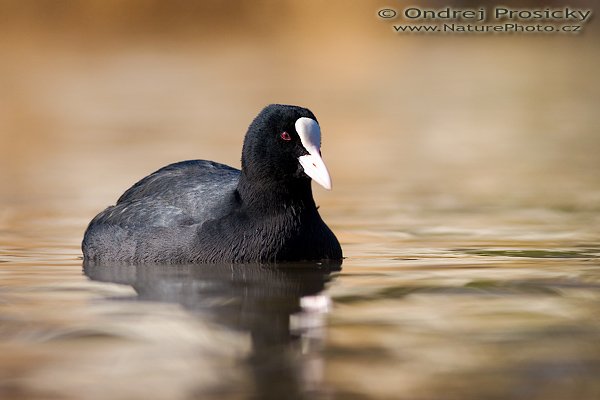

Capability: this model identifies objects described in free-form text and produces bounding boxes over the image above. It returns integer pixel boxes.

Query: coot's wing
[92,160,240,228]
[117,160,238,203]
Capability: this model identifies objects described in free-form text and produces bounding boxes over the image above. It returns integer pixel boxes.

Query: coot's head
[241,104,332,190]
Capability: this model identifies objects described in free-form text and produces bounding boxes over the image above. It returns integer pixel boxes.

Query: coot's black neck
[237,171,316,214]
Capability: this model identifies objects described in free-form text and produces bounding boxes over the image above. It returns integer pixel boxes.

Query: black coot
[82,104,343,263]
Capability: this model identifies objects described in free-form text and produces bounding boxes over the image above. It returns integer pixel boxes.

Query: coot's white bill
[296,117,332,190]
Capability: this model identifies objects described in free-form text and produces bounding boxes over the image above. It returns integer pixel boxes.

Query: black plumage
[82,104,343,263]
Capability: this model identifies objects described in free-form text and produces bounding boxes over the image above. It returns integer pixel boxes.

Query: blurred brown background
[0,0,599,244]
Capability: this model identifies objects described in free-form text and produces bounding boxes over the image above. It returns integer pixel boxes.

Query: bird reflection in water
[84,260,342,399]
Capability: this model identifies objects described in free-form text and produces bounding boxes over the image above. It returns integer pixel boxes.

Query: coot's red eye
[280,132,291,141]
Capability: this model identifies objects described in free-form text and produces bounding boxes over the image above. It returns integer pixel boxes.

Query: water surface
[2,194,599,399]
